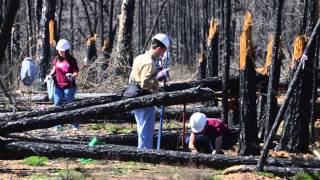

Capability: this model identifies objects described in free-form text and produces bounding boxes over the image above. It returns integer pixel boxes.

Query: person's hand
[66,73,74,81]
[156,68,169,81]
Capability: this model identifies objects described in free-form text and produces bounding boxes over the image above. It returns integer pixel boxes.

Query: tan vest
[129,51,159,92]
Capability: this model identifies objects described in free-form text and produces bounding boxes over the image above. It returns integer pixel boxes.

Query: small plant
[292,172,320,180]
[27,173,48,179]
[22,156,48,166]
[256,172,275,178]
[57,169,85,180]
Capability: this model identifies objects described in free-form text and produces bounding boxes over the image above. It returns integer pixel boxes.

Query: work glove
[66,73,75,82]
[156,68,169,81]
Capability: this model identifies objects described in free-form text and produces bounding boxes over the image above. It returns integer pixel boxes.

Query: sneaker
[52,125,64,132]
[71,123,80,130]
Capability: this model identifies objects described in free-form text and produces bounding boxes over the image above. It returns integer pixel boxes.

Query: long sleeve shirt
[129,50,159,92]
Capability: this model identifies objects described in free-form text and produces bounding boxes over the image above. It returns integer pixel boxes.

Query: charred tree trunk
[80,0,93,36]
[198,51,207,80]
[206,18,219,77]
[26,0,33,57]
[38,0,56,83]
[0,95,122,122]
[0,0,20,65]
[98,0,104,47]
[0,87,215,135]
[221,0,231,123]
[1,140,320,169]
[238,12,259,156]
[70,0,74,49]
[257,19,320,171]
[57,0,63,39]
[278,35,311,153]
[264,0,284,142]
[113,0,135,71]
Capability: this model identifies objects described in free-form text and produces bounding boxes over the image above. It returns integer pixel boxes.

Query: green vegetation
[87,123,134,134]
[292,172,320,180]
[27,173,48,179]
[56,169,85,180]
[22,156,48,166]
[256,172,275,178]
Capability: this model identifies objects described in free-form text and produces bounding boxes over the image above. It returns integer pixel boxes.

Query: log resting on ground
[0,94,122,122]
[1,140,320,169]
[224,165,320,177]
[0,87,215,135]
[163,75,289,94]
[5,129,185,150]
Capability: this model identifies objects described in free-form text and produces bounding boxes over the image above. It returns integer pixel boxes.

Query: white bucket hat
[190,112,207,133]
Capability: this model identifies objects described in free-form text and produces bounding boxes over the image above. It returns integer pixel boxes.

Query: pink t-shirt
[53,57,79,89]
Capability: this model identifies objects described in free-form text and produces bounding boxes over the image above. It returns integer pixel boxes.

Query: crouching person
[186,112,236,154]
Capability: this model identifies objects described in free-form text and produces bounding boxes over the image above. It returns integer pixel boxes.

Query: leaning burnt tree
[257,18,320,171]
[37,0,56,83]
[238,12,259,156]
[113,0,135,73]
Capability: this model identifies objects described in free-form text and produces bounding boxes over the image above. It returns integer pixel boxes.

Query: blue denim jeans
[54,86,79,129]
[133,106,156,149]
[185,135,213,154]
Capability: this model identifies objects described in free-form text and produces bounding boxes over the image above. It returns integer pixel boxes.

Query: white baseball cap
[56,39,70,51]
[190,112,207,133]
[152,33,170,49]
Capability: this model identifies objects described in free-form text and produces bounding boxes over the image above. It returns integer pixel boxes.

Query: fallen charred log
[5,130,183,150]
[0,87,215,135]
[224,165,320,177]
[0,94,122,122]
[1,140,320,169]
[163,75,289,94]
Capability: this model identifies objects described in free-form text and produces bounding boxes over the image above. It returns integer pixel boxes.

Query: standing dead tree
[113,0,135,73]
[277,36,310,153]
[263,0,284,143]
[206,18,219,78]
[221,0,231,123]
[238,12,259,156]
[0,0,20,66]
[257,18,320,171]
[38,0,57,83]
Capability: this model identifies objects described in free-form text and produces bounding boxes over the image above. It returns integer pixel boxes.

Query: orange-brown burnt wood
[207,17,219,46]
[240,12,254,70]
[49,19,55,45]
[256,35,274,75]
[291,35,308,68]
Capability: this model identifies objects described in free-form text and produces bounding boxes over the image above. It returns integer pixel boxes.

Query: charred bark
[238,12,259,156]
[0,0,20,65]
[221,0,231,123]
[0,87,215,135]
[1,140,320,169]
[257,18,320,171]
[264,0,284,143]
[113,0,135,70]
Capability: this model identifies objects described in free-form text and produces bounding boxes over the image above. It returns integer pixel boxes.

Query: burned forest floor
[1,121,319,180]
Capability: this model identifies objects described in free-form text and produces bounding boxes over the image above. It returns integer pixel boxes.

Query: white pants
[133,106,156,149]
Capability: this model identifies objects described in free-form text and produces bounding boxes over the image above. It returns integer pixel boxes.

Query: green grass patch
[87,123,134,134]
[256,172,275,178]
[27,173,48,179]
[22,156,48,166]
[56,169,85,180]
[292,172,320,180]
